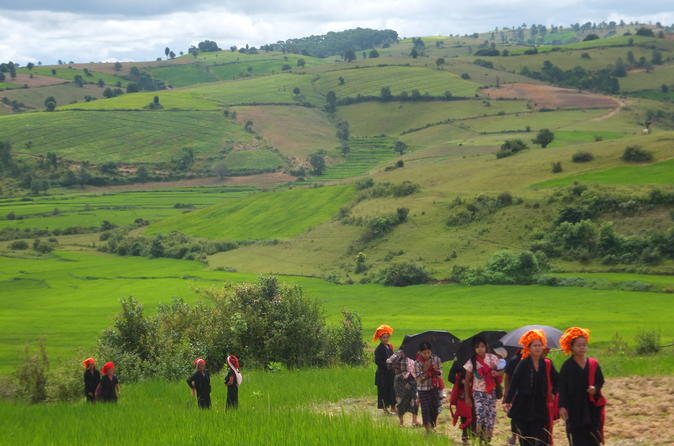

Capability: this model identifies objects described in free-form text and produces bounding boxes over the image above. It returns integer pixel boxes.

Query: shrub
[572,151,594,162]
[622,145,653,162]
[9,240,29,250]
[532,128,554,148]
[634,329,660,355]
[377,261,431,286]
[355,177,374,190]
[16,343,49,403]
[335,310,366,365]
[496,139,528,159]
[551,161,563,173]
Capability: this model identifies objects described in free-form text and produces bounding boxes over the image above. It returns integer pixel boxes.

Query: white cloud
[0,1,672,64]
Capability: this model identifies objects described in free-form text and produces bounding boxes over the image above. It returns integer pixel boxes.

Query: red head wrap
[193,358,205,367]
[82,357,95,368]
[227,355,239,370]
[101,361,115,374]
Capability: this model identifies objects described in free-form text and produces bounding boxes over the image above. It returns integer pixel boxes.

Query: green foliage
[266,28,398,58]
[451,250,547,285]
[520,60,620,94]
[532,128,554,148]
[446,193,516,226]
[635,329,660,355]
[551,161,563,173]
[496,139,528,158]
[309,153,326,175]
[15,343,49,403]
[335,310,366,365]
[622,145,653,162]
[377,261,431,286]
[572,151,594,162]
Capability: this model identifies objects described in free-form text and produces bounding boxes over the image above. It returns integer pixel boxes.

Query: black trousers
[197,394,211,409]
[85,393,96,403]
[567,427,601,446]
[515,419,550,446]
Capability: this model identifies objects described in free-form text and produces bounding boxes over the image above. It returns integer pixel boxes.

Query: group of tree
[126,66,166,93]
[520,60,620,94]
[263,28,398,58]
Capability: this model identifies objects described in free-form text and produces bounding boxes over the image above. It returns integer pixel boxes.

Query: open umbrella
[454,330,507,364]
[401,330,460,362]
[500,325,563,349]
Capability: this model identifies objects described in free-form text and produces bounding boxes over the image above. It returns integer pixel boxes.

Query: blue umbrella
[500,325,563,349]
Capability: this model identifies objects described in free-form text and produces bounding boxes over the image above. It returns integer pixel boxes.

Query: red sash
[476,356,496,394]
[544,359,558,445]
[449,373,473,429]
[588,358,607,444]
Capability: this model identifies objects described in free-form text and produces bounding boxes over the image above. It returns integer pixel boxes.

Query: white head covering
[227,355,242,386]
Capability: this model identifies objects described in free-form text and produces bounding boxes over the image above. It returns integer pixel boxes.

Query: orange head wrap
[372,324,393,342]
[560,327,590,355]
[82,357,95,368]
[519,329,547,358]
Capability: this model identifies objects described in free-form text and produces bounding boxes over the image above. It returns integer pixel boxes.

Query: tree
[626,51,636,65]
[410,48,419,58]
[292,87,301,95]
[369,49,379,58]
[380,86,392,101]
[636,27,655,37]
[583,33,600,41]
[336,120,349,141]
[622,146,653,162]
[114,62,122,72]
[44,96,56,112]
[26,62,34,70]
[325,90,337,112]
[212,162,229,180]
[97,79,105,87]
[532,129,554,148]
[338,76,345,85]
[169,51,176,59]
[343,49,356,62]
[661,84,670,93]
[496,139,528,158]
[309,153,326,175]
[436,57,445,67]
[197,40,220,52]
[73,74,85,87]
[171,147,195,171]
[136,166,149,182]
[394,141,407,155]
[165,47,170,59]
[296,58,306,67]
[652,51,663,65]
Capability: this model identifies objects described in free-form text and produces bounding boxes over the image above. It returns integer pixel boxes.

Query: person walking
[186,358,211,409]
[373,324,396,414]
[82,357,100,403]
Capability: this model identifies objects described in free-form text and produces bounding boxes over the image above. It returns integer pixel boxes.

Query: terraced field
[17,66,129,86]
[0,110,253,163]
[312,65,480,98]
[320,137,399,180]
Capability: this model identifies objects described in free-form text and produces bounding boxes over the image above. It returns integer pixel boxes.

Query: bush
[335,310,366,365]
[634,329,660,355]
[377,261,431,286]
[572,151,594,162]
[16,343,49,403]
[496,139,528,159]
[355,177,374,190]
[622,145,653,162]
[9,240,29,250]
[551,161,563,173]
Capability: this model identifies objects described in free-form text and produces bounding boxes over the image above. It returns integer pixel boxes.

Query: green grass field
[221,149,285,174]
[0,110,252,163]
[150,63,217,87]
[313,66,480,98]
[533,157,674,187]
[0,251,672,374]
[620,64,674,92]
[18,66,129,86]
[319,137,400,180]
[0,84,105,110]
[146,185,354,240]
[0,187,257,230]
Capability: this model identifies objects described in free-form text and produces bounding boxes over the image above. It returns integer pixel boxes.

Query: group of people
[81,355,242,409]
[374,325,606,446]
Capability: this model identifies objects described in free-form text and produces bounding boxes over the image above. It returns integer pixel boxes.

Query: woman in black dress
[558,327,605,446]
[96,362,119,403]
[372,324,395,414]
[225,355,241,409]
[186,358,211,409]
[82,357,100,403]
[504,330,558,446]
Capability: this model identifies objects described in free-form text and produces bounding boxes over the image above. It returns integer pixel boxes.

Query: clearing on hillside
[481,83,620,109]
[4,74,65,88]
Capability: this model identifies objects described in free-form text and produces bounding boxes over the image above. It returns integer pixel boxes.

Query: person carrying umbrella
[414,342,443,434]
[503,329,558,446]
[386,347,421,427]
[558,327,606,446]
[464,337,503,445]
[373,324,396,415]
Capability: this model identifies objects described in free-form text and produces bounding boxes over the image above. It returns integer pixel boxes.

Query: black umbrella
[454,330,507,364]
[401,330,461,362]
[499,325,563,349]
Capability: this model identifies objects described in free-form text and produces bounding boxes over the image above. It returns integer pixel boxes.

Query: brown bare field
[81,172,295,192]
[7,74,65,88]
[481,83,620,109]
[318,376,673,446]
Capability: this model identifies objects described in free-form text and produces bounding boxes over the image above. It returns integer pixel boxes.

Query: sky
[1,1,673,65]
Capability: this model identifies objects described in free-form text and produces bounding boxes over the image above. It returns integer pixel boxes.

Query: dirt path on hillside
[316,376,673,445]
[590,98,627,122]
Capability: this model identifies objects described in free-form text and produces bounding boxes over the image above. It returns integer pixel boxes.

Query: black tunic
[374,343,395,409]
[97,375,118,402]
[558,357,604,446]
[187,370,211,408]
[83,368,100,401]
[505,357,558,446]
[225,369,239,409]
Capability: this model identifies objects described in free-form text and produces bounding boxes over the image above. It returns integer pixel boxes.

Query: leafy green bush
[572,151,594,162]
[9,240,28,250]
[452,250,547,285]
[622,145,653,162]
[496,139,528,159]
[335,310,366,365]
[377,261,431,286]
[635,329,660,355]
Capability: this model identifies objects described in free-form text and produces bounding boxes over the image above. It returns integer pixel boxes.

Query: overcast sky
[1,1,673,65]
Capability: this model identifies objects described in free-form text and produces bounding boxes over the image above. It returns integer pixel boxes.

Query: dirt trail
[590,98,627,122]
[317,376,673,446]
